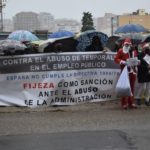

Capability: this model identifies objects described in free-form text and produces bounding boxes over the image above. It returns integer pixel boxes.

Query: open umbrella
[115,24,148,34]
[38,36,78,53]
[48,30,74,38]
[0,39,27,53]
[75,30,108,51]
[141,34,150,43]
[8,30,39,42]
[117,33,144,45]
[105,35,121,51]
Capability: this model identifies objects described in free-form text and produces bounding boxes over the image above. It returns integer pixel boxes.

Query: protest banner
[0,52,120,107]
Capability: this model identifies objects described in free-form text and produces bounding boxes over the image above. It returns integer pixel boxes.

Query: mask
[123,45,130,53]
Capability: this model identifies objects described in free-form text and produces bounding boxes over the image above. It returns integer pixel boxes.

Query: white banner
[0,52,120,107]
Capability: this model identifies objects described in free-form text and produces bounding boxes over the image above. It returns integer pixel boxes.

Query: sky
[3,0,150,21]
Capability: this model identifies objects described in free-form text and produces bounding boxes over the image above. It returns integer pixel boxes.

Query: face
[123,44,131,53]
[124,44,130,47]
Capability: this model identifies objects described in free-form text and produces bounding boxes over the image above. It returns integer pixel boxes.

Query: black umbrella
[43,37,78,53]
[75,30,108,51]
[141,34,150,43]
[105,35,121,51]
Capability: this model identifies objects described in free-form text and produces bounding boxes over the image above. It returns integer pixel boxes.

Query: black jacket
[137,52,150,83]
[85,44,103,51]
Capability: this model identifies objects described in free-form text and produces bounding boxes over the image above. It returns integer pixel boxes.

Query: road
[0,101,150,150]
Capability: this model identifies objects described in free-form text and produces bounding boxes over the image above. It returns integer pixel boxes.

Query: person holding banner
[114,38,139,109]
[136,43,150,106]
[85,36,104,51]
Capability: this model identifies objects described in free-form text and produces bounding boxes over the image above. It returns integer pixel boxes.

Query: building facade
[118,14,150,28]
[3,19,13,32]
[38,12,55,32]
[95,13,117,36]
[13,12,40,32]
[55,19,81,33]
[118,9,150,29]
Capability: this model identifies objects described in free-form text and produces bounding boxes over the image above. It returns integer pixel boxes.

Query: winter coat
[137,52,150,83]
[114,48,138,72]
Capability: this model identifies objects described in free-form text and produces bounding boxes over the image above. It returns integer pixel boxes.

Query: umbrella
[38,39,57,53]
[75,30,108,51]
[30,40,44,49]
[115,24,148,34]
[141,34,150,43]
[31,40,44,45]
[48,30,74,38]
[0,39,27,53]
[117,33,144,45]
[38,36,78,53]
[105,35,121,51]
[7,30,39,42]
[46,37,78,52]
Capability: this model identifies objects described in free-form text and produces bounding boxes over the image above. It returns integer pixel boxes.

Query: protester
[114,38,139,109]
[136,43,150,106]
[85,36,104,51]
[113,40,122,52]
[53,43,63,53]
[44,42,63,53]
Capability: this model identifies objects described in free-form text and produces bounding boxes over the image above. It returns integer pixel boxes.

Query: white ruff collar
[123,46,130,54]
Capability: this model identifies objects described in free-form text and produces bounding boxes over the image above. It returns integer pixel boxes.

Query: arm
[114,49,126,65]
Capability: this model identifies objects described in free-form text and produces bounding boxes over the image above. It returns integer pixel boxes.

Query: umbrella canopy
[117,33,144,45]
[7,30,39,42]
[38,36,78,53]
[141,34,150,43]
[30,40,44,45]
[48,30,74,38]
[0,39,27,53]
[38,39,57,53]
[115,24,148,34]
[105,35,121,51]
[75,30,108,51]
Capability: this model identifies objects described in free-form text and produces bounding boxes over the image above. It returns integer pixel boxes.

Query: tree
[81,12,95,32]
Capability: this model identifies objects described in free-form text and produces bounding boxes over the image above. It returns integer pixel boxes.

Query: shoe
[145,101,150,106]
[130,104,137,109]
[136,99,141,106]
[122,105,128,110]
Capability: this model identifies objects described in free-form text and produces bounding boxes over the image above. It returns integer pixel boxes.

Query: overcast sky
[4,0,150,21]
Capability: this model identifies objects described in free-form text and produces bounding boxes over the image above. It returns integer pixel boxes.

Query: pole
[0,0,2,31]
[0,0,6,32]
[111,17,114,36]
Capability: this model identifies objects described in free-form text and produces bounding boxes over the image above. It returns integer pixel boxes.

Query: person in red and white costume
[114,38,139,109]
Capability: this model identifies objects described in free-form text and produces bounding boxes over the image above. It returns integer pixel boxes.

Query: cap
[123,38,132,45]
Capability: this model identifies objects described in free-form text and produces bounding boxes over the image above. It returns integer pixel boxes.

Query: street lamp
[0,0,6,32]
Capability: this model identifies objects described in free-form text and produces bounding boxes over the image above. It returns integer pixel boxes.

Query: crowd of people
[2,35,107,55]
[73,34,149,110]
[84,35,149,110]
[1,35,150,110]
[26,36,150,109]
[114,38,150,109]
